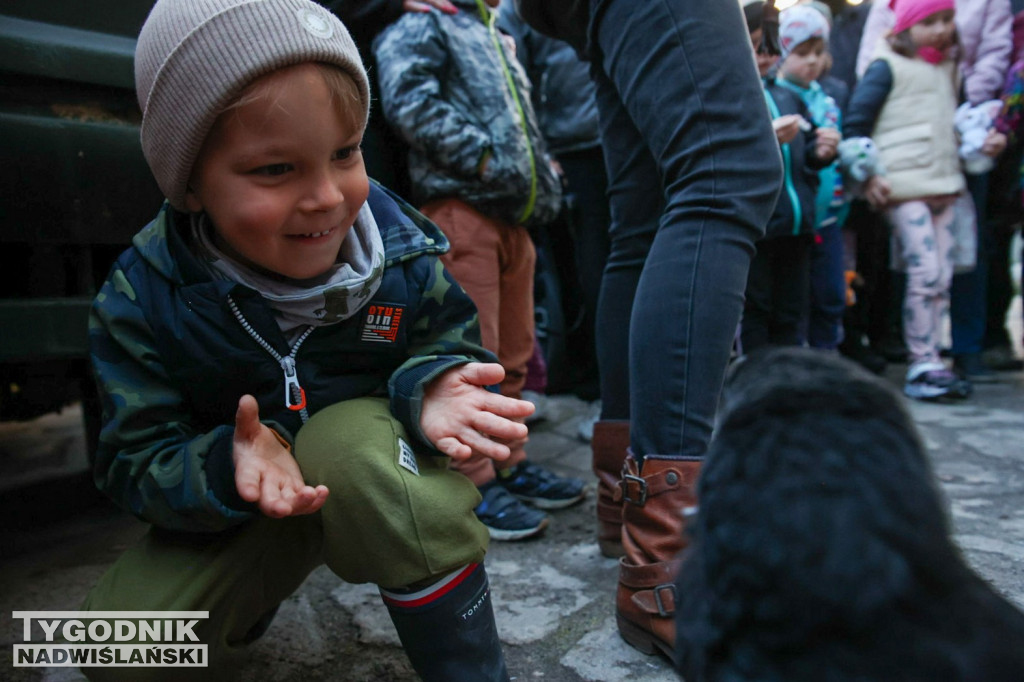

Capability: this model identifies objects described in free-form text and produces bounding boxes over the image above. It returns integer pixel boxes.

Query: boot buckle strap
[620,474,647,505]
[654,583,677,617]
[632,583,677,617]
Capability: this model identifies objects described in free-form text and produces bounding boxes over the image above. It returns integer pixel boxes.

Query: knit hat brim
[889,0,956,36]
[779,5,830,62]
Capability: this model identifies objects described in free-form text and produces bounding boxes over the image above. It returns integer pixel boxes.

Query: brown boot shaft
[616,454,701,659]
[591,420,630,558]
[620,456,699,564]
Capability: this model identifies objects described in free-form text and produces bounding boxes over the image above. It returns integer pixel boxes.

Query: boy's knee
[295,398,488,586]
[294,397,397,479]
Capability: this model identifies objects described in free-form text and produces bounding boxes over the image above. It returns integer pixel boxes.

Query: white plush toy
[955,100,1003,175]
[838,137,885,196]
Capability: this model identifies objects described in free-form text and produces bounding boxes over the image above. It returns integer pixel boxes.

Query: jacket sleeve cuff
[390,358,472,448]
[204,432,259,514]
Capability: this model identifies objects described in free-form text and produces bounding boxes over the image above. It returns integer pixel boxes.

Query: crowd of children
[742,0,1019,403]
[78,0,1024,678]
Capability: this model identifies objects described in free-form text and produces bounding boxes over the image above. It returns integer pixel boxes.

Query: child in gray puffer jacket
[374,0,583,543]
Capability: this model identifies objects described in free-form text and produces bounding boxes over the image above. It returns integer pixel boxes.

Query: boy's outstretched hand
[421,362,535,461]
[233,394,329,519]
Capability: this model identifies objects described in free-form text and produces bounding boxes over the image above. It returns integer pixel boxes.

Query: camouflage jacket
[89,183,494,533]
[372,0,562,227]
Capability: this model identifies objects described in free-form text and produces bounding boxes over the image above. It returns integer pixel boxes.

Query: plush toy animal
[837,136,884,196]
[955,99,1004,175]
[675,347,1024,682]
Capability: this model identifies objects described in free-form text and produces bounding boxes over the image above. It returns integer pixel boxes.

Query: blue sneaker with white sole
[497,461,586,510]
[474,482,549,541]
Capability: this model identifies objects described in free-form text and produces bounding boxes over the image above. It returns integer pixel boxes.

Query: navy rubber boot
[383,563,509,681]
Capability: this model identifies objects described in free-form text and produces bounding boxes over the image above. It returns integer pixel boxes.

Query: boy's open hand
[420,362,535,461]
[233,395,329,519]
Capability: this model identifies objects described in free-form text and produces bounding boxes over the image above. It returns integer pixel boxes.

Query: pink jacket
[855,0,1013,104]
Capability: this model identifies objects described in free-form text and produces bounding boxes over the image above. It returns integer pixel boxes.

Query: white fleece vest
[871,43,965,202]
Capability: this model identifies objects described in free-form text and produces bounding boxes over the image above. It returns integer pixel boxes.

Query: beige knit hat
[135,0,370,211]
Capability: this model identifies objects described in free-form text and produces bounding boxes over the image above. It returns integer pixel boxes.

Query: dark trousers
[950,172,990,357]
[847,200,903,352]
[742,235,813,352]
[807,223,847,349]
[984,143,1024,350]
[555,145,611,396]
[985,221,1019,349]
[559,146,611,322]
[588,0,781,457]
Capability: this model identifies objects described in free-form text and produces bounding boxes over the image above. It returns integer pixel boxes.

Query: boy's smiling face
[186,63,369,281]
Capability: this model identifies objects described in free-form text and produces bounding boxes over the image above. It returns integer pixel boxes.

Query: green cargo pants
[80,398,488,680]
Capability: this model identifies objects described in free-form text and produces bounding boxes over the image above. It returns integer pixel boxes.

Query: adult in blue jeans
[518,0,782,659]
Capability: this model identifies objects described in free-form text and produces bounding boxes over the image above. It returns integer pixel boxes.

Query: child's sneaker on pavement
[474,482,549,541]
[497,461,586,510]
[904,361,972,401]
[520,389,549,425]
[576,399,602,443]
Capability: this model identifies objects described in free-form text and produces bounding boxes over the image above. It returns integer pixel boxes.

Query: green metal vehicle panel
[0,2,160,421]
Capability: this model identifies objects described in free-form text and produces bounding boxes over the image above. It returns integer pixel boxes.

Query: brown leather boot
[615,453,700,659]
[591,420,630,558]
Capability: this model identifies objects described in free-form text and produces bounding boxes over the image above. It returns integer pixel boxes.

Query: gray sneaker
[904,363,972,401]
[520,389,549,425]
[576,400,601,443]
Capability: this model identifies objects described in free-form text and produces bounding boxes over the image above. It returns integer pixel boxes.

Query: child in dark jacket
[777,4,851,352]
[742,2,839,353]
[373,0,583,543]
[82,1,529,679]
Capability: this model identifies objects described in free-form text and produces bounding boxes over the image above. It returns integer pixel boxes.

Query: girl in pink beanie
[843,0,1007,400]
[889,0,958,63]
[890,0,956,36]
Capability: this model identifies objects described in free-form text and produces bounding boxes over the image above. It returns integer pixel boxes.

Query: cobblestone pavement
[1,363,1022,681]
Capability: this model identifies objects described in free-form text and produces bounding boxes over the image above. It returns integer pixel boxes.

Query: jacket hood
[130,182,449,284]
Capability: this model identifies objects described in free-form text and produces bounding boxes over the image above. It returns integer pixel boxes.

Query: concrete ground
[2,354,1023,681]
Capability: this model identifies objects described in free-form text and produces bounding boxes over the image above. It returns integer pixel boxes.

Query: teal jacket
[777,77,851,231]
[762,78,831,240]
[89,184,493,533]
